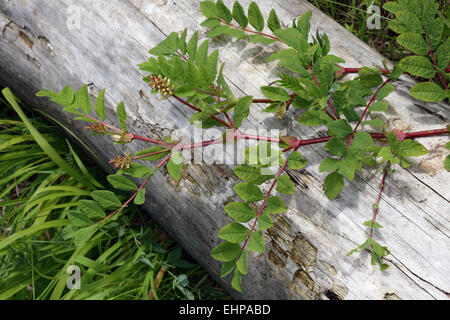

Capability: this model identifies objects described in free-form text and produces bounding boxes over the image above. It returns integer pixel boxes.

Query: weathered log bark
[0,0,448,300]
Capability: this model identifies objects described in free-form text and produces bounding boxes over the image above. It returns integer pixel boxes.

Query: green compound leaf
[260,86,291,102]
[319,158,339,172]
[94,88,106,121]
[444,155,450,172]
[67,210,93,227]
[324,172,344,200]
[267,9,281,32]
[167,150,183,181]
[276,175,295,194]
[207,25,230,37]
[90,190,121,209]
[248,2,264,32]
[134,188,146,205]
[234,165,274,185]
[200,1,218,19]
[236,250,248,275]
[216,0,232,23]
[327,119,353,138]
[363,220,383,229]
[78,84,91,114]
[224,202,257,222]
[396,32,428,55]
[79,200,105,220]
[409,82,446,102]
[399,56,435,79]
[296,10,312,38]
[74,225,97,246]
[248,230,265,253]
[232,1,248,28]
[107,174,137,191]
[210,241,241,262]
[325,137,346,156]
[352,132,374,150]
[116,101,127,131]
[233,183,264,202]
[220,260,236,277]
[233,95,253,128]
[369,100,389,112]
[258,211,274,230]
[287,151,308,170]
[265,196,287,214]
[218,222,249,243]
[231,269,244,292]
[398,139,428,158]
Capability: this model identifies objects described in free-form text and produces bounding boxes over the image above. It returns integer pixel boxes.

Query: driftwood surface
[0,0,449,300]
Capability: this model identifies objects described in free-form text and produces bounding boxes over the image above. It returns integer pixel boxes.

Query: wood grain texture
[0,0,448,299]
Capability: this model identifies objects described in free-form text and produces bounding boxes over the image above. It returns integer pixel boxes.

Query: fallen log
[0,0,448,299]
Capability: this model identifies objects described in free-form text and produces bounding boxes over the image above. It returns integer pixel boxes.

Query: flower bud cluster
[86,123,107,134]
[149,75,175,97]
[109,153,133,169]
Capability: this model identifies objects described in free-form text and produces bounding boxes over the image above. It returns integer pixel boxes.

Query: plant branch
[282,127,449,152]
[219,19,280,42]
[370,161,390,238]
[171,94,232,128]
[345,78,393,149]
[96,154,171,224]
[237,147,296,259]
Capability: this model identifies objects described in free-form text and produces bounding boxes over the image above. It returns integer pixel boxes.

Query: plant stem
[237,147,296,259]
[171,95,232,128]
[338,66,391,74]
[252,98,273,103]
[307,66,337,119]
[96,154,171,223]
[282,127,448,152]
[219,19,281,42]
[370,161,390,238]
[132,134,169,145]
[345,78,393,149]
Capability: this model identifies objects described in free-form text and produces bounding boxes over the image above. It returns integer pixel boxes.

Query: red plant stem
[237,131,281,143]
[238,147,296,259]
[370,161,390,238]
[133,149,169,161]
[338,67,391,74]
[346,78,393,148]
[282,128,448,152]
[175,50,188,62]
[96,154,171,223]
[327,100,338,118]
[252,98,273,103]
[307,66,337,120]
[171,94,232,128]
[219,19,281,42]
[285,94,296,111]
[224,111,235,128]
[132,134,168,145]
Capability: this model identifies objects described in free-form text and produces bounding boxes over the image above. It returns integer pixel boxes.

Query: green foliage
[33,0,449,294]
[167,150,183,181]
[384,0,449,101]
[0,90,228,300]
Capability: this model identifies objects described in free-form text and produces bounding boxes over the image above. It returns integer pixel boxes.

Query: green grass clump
[0,88,228,300]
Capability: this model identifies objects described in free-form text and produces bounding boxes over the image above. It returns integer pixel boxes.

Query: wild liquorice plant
[36,0,449,292]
